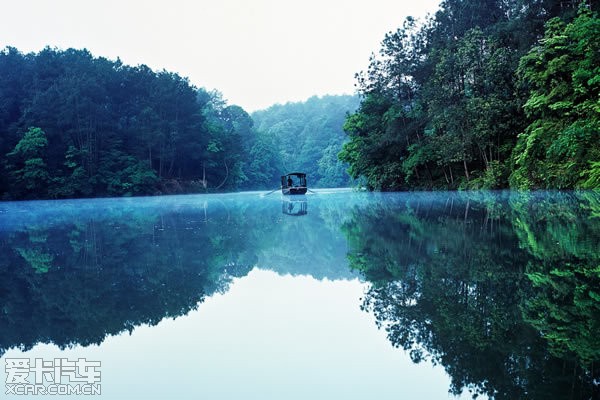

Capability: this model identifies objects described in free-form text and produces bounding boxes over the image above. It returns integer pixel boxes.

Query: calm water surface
[0,190,598,399]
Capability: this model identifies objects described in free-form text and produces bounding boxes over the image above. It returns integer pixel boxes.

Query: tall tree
[0,47,259,199]
[510,7,600,189]
[253,95,359,188]
[5,127,50,198]
[340,0,597,191]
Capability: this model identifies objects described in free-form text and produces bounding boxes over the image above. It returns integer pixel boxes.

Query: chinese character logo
[5,358,101,396]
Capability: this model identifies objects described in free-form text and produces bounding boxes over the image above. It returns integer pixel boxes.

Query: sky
[1,0,441,112]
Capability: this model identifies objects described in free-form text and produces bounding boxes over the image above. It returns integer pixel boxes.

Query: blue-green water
[0,190,598,399]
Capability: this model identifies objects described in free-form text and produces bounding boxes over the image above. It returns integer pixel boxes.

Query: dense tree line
[0,47,358,199]
[340,0,599,190]
[251,95,359,188]
[0,51,283,199]
[0,47,273,198]
[0,47,267,198]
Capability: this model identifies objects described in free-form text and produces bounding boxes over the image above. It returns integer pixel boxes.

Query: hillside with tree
[340,0,599,190]
[0,47,357,199]
[2,1,598,199]
[0,47,271,199]
[252,95,359,188]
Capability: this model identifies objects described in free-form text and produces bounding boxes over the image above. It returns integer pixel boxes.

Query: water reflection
[282,197,308,216]
[0,191,598,399]
[342,191,600,399]
[0,193,352,359]
[0,197,255,358]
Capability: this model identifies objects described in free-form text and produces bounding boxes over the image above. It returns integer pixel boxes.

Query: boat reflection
[282,197,308,216]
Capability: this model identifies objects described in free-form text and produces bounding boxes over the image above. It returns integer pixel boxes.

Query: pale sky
[1,0,440,112]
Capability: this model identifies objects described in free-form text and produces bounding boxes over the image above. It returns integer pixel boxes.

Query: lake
[0,190,598,399]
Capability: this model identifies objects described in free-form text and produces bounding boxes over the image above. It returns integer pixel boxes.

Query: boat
[281,172,307,195]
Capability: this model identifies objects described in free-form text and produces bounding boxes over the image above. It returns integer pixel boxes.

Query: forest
[0,46,356,200]
[341,0,599,190]
[1,0,598,199]
[252,95,359,188]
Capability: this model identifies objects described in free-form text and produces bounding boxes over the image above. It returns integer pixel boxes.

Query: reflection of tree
[0,194,358,356]
[256,195,359,280]
[343,192,599,399]
[2,191,597,399]
[510,192,600,366]
[0,200,257,357]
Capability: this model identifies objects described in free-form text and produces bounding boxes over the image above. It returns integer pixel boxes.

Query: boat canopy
[281,173,306,188]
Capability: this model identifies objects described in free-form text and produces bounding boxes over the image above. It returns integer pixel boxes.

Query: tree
[340,0,593,191]
[5,127,50,198]
[253,95,359,188]
[0,47,259,199]
[510,8,600,189]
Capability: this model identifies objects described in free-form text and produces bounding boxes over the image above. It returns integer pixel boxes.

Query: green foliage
[339,94,409,190]
[467,160,507,189]
[317,143,350,187]
[106,159,159,196]
[16,247,54,274]
[0,48,358,197]
[509,191,600,364]
[524,262,600,363]
[5,127,50,197]
[252,95,359,188]
[580,160,600,188]
[510,9,600,189]
[0,48,263,199]
[341,0,596,191]
[7,127,48,158]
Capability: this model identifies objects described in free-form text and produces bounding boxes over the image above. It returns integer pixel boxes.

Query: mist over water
[1,190,598,399]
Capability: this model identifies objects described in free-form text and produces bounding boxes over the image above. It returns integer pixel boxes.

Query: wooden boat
[281,172,307,195]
